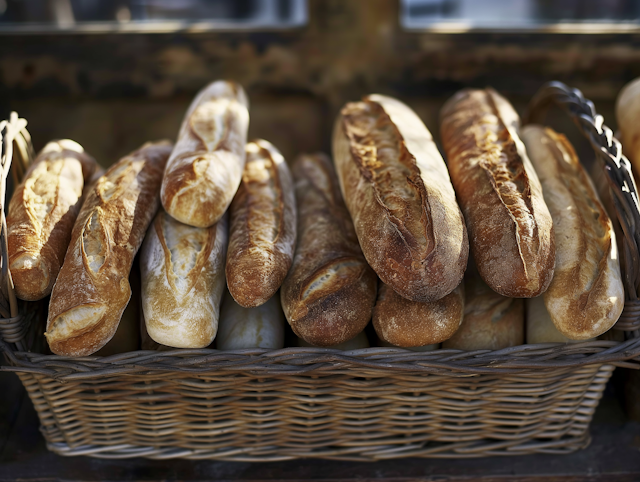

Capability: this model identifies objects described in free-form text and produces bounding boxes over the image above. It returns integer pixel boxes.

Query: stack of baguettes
[5,80,626,357]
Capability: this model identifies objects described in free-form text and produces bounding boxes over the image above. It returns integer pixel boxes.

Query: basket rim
[2,336,638,380]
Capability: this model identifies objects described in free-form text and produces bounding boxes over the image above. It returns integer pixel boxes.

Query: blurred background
[1,0,640,167]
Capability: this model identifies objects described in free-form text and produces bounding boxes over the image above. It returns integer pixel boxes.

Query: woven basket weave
[2,82,640,461]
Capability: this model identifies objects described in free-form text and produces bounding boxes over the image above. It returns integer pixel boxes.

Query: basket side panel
[19,364,613,461]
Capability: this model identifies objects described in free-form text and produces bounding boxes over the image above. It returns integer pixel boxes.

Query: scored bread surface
[373,281,464,348]
[521,125,624,339]
[161,80,249,228]
[333,94,468,302]
[443,275,523,351]
[280,153,377,347]
[226,139,296,308]
[440,88,555,298]
[7,140,99,301]
[45,141,172,357]
[141,209,228,348]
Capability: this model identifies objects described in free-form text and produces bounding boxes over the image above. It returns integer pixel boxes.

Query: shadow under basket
[2,82,640,461]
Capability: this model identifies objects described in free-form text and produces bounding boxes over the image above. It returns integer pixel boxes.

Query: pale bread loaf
[521,125,624,340]
[332,94,468,302]
[7,140,99,301]
[440,88,555,298]
[140,209,228,349]
[373,281,464,348]
[443,275,523,351]
[217,289,285,350]
[525,296,578,344]
[226,139,296,307]
[46,141,171,356]
[280,153,377,347]
[616,77,640,175]
[161,80,249,228]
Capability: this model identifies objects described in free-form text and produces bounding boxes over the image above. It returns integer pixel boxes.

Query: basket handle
[525,81,640,336]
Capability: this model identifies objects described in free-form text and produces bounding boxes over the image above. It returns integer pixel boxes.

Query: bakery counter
[1,371,639,482]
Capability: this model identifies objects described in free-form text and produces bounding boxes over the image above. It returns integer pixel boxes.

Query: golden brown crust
[7,140,99,301]
[161,80,249,228]
[140,210,228,348]
[225,140,296,307]
[280,153,377,347]
[45,141,172,357]
[333,94,468,302]
[373,281,464,348]
[440,88,555,298]
[521,125,624,340]
[443,275,523,351]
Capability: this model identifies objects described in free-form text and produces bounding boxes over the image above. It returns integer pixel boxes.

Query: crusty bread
[376,337,439,352]
[332,94,468,302]
[297,330,370,350]
[217,290,285,350]
[616,77,640,175]
[521,125,624,340]
[280,153,377,347]
[7,140,99,301]
[226,140,296,307]
[373,281,464,348]
[443,275,523,351]
[526,296,577,344]
[45,141,172,357]
[440,88,555,298]
[161,80,249,228]
[140,209,228,348]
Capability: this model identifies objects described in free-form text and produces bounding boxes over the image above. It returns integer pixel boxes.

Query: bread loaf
[443,275,523,351]
[521,125,624,339]
[373,281,464,348]
[140,209,228,348]
[333,94,468,302]
[45,141,171,357]
[7,140,99,301]
[297,330,370,350]
[161,80,249,228]
[377,337,439,352]
[281,153,377,347]
[616,77,640,174]
[226,139,296,307]
[217,289,285,350]
[440,88,555,298]
[526,296,576,344]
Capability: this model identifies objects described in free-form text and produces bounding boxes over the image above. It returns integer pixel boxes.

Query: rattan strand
[1,83,640,461]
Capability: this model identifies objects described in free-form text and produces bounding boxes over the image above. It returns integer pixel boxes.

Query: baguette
[526,296,576,344]
[616,77,640,174]
[140,209,228,348]
[442,275,523,351]
[521,125,624,339]
[440,88,555,298]
[280,153,377,347]
[161,80,249,228]
[45,141,172,356]
[217,290,285,350]
[332,94,468,302]
[373,281,464,348]
[226,140,296,307]
[7,140,99,301]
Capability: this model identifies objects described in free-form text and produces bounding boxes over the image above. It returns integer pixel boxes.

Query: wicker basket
[2,82,640,461]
